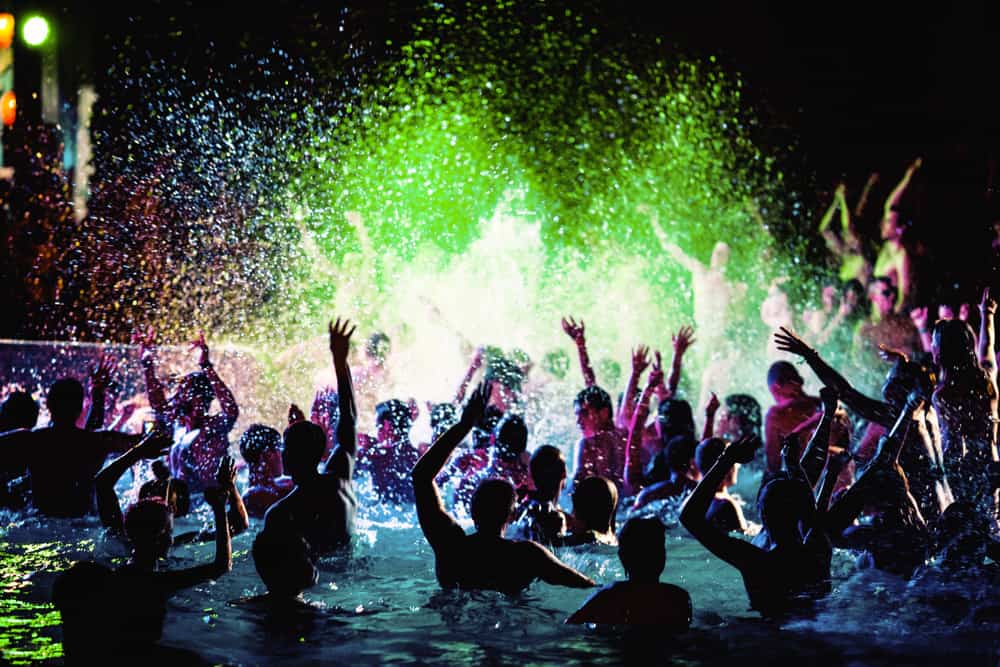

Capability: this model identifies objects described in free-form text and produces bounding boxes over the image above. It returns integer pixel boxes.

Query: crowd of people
[0,157,998,662]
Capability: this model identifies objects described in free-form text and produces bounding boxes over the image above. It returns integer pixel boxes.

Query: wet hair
[932,319,981,374]
[574,385,613,422]
[541,349,570,380]
[493,413,528,462]
[239,424,283,465]
[529,445,567,496]
[366,332,391,362]
[283,420,327,474]
[618,517,666,580]
[0,391,39,431]
[124,498,173,552]
[46,378,85,425]
[470,478,516,533]
[723,394,762,440]
[252,528,318,597]
[657,399,695,442]
[376,399,413,436]
[758,477,815,545]
[882,359,936,407]
[484,356,524,393]
[572,476,618,532]
[767,361,803,388]
[139,463,191,518]
[868,276,897,304]
[664,434,697,474]
[429,402,459,439]
[695,438,728,476]
[181,371,215,404]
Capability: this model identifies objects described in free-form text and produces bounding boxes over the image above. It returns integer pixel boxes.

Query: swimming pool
[3,480,1000,666]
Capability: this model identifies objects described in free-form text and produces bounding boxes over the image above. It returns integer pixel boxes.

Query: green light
[22,16,49,47]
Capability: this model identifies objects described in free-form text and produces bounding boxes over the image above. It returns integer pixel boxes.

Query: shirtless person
[412,381,595,594]
[263,318,358,554]
[572,385,627,492]
[763,361,824,476]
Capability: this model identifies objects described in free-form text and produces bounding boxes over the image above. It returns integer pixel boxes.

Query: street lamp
[21,16,49,47]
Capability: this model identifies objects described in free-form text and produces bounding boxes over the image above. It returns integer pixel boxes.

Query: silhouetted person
[239,424,293,518]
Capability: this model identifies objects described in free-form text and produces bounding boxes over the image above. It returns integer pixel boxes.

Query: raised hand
[90,352,116,392]
[460,380,492,427]
[834,182,847,200]
[328,317,356,361]
[729,435,762,465]
[705,392,720,416]
[980,287,996,318]
[819,386,839,413]
[773,327,816,358]
[288,403,306,425]
[561,316,586,345]
[190,331,210,368]
[215,454,237,490]
[672,326,695,356]
[647,350,664,388]
[909,306,929,332]
[135,427,171,460]
[132,325,157,364]
[631,345,651,375]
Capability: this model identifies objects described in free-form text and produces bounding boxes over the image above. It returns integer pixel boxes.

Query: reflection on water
[4,497,1000,665]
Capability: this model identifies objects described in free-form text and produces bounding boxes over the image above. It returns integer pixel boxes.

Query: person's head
[664,434,698,480]
[695,437,737,489]
[932,318,979,372]
[880,359,935,409]
[841,279,868,320]
[46,378,85,426]
[574,386,614,437]
[240,424,284,479]
[656,398,695,443]
[618,517,666,582]
[0,390,39,431]
[174,372,214,424]
[710,241,731,270]
[282,420,327,482]
[252,528,318,598]
[868,277,897,318]
[758,477,815,547]
[365,332,391,366]
[529,445,567,500]
[493,412,528,462]
[428,402,459,441]
[470,478,517,534]
[880,205,907,241]
[310,388,340,435]
[571,476,618,534]
[767,361,805,401]
[485,356,524,409]
[375,399,413,442]
[139,462,191,518]
[541,349,570,380]
[718,394,762,441]
[124,498,173,558]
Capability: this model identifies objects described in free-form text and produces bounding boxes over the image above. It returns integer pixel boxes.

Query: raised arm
[413,382,491,549]
[624,356,661,495]
[663,326,694,400]
[216,456,249,536]
[680,436,764,571]
[325,317,359,479]
[883,157,921,220]
[454,346,485,404]
[818,184,847,256]
[562,317,596,387]
[617,345,650,429]
[774,327,894,426]
[191,332,239,430]
[853,172,879,218]
[159,458,234,592]
[85,353,115,431]
[134,326,170,419]
[978,288,997,386]
[95,431,171,531]
[798,387,839,487]
[647,210,700,274]
[525,541,595,588]
[702,392,720,441]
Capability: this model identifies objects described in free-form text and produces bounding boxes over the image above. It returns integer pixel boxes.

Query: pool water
[3,476,1000,665]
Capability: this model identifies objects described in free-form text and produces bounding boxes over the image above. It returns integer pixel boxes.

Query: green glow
[21,16,49,47]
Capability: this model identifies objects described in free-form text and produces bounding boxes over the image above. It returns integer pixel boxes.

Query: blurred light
[0,14,13,49]
[22,16,49,47]
[1,90,16,126]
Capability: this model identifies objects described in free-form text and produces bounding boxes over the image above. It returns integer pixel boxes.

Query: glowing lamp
[1,90,15,126]
[0,14,13,49]
[22,16,49,47]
